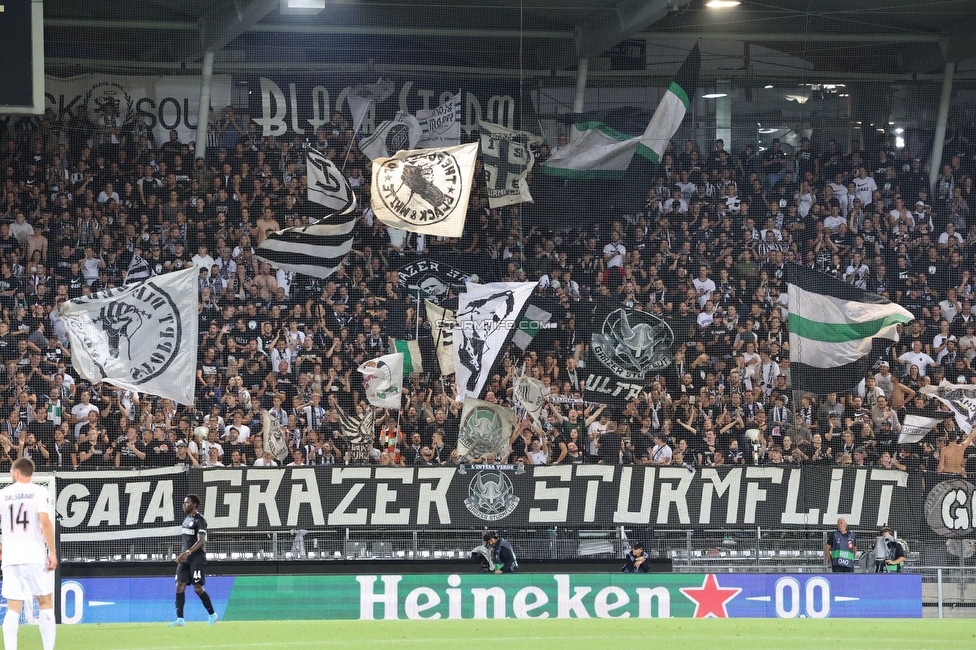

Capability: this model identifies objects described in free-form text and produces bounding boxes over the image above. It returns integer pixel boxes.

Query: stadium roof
[44,0,976,80]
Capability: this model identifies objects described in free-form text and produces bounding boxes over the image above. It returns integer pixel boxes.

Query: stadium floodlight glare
[706,0,741,7]
[764,85,774,89]
[702,93,727,99]
[282,0,327,14]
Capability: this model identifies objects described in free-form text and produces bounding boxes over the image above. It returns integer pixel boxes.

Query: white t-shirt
[823,215,845,233]
[603,242,626,268]
[0,481,51,566]
[854,176,877,205]
[71,403,99,437]
[692,278,716,308]
[899,351,936,376]
[527,449,549,465]
[651,443,673,464]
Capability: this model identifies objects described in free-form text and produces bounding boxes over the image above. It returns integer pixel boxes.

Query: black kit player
[168,494,217,626]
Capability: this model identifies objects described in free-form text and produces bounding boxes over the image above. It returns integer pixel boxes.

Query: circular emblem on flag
[385,124,414,155]
[591,308,675,380]
[924,479,975,537]
[376,151,463,226]
[456,406,507,462]
[464,471,519,521]
[68,282,183,384]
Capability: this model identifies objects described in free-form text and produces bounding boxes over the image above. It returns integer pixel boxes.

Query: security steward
[825,517,857,573]
[483,530,518,574]
[622,541,651,573]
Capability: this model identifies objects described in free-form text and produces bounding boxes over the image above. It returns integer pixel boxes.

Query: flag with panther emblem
[59,267,198,405]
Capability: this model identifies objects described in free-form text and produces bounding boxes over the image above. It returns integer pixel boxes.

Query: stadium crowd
[1,104,976,475]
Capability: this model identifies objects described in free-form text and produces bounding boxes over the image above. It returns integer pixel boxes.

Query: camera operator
[873,526,906,573]
[482,530,518,574]
[621,541,651,573]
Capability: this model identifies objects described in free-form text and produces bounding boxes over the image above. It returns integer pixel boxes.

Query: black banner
[584,307,674,408]
[243,75,528,139]
[55,466,917,538]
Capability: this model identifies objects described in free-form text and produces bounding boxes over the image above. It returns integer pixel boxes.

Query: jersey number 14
[8,503,29,531]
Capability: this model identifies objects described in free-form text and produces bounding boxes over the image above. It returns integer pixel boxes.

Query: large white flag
[417,93,461,149]
[454,281,536,402]
[359,110,423,161]
[921,381,976,435]
[479,120,541,208]
[898,413,942,444]
[358,353,405,409]
[59,267,198,405]
[513,375,547,423]
[425,300,455,376]
[306,147,357,214]
[345,77,396,138]
[370,142,478,238]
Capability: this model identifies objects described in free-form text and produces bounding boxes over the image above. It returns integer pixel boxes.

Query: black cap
[631,541,644,550]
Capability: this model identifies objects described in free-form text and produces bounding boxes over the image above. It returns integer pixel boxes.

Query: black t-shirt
[117,439,147,467]
[149,440,176,467]
[180,511,208,562]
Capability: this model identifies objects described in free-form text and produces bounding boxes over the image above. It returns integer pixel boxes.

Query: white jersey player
[0,458,57,650]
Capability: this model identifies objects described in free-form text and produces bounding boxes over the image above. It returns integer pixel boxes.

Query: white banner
[59,267,199,405]
[425,300,455,376]
[898,413,942,444]
[370,142,478,238]
[358,353,405,410]
[417,93,461,149]
[44,74,232,148]
[454,281,536,402]
[922,381,976,435]
[359,110,423,161]
[478,120,541,208]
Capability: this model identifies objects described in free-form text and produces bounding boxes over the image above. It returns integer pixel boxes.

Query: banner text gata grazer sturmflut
[54,466,913,538]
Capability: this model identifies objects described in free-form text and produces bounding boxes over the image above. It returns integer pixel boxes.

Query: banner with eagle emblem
[59,267,198,405]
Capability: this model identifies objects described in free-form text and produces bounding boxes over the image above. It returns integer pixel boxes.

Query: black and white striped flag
[307,147,357,214]
[255,147,360,280]
[123,254,153,287]
[254,213,357,279]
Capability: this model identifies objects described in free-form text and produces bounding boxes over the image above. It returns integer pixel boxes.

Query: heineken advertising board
[56,574,920,623]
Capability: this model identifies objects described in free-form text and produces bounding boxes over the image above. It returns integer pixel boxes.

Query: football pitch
[12,618,976,650]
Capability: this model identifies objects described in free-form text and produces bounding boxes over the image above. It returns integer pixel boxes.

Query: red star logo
[679,574,742,618]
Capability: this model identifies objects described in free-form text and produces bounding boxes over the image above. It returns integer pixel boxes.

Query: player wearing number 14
[0,458,58,650]
[168,494,217,627]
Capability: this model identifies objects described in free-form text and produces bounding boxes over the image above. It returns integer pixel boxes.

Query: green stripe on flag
[538,167,627,180]
[571,121,635,142]
[668,81,690,111]
[789,313,912,343]
[635,143,661,164]
[391,339,420,373]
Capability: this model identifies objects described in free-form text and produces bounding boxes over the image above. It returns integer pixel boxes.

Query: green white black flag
[541,44,700,179]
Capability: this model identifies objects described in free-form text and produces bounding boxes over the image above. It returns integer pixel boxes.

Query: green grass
[12,619,976,650]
